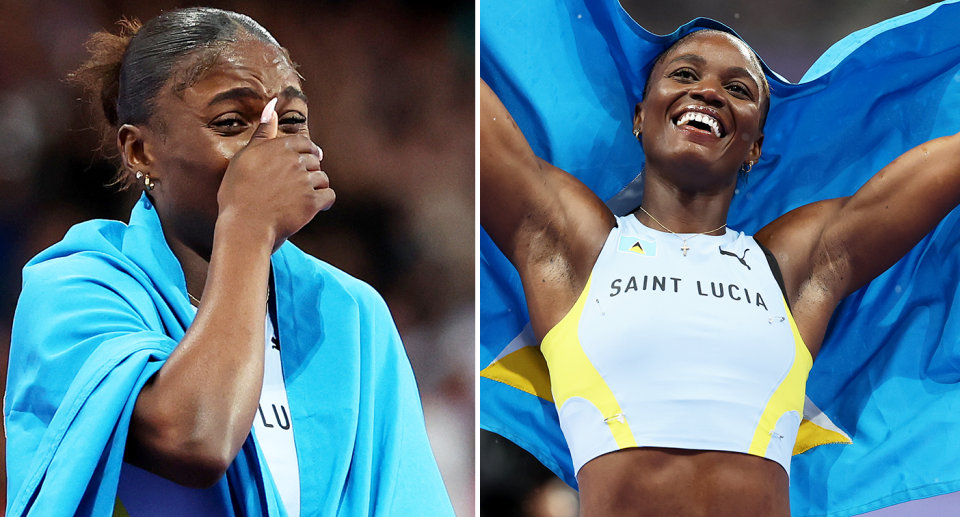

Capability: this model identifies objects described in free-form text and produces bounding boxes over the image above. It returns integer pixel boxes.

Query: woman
[4,8,453,517]
[481,26,960,516]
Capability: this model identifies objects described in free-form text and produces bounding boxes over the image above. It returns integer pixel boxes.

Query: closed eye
[280,114,306,126]
[279,112,308,134]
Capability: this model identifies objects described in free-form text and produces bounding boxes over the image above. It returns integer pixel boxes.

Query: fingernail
[260,97,278,123]
[316,146,323,160]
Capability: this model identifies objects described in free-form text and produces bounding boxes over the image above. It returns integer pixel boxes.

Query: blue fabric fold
[5,193,454,516]
[480,0,960,515]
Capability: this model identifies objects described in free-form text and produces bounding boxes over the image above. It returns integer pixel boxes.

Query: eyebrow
[669,53,706,67]
[207,85,308,107]
[207,87,262,107]
[280,85,308,104]
[668,53,760,89]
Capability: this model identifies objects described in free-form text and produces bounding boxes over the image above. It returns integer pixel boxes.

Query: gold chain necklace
[638,206,727,257]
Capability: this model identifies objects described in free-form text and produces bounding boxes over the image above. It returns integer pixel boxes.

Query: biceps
[480,113,556,258]
[823,137,960,294]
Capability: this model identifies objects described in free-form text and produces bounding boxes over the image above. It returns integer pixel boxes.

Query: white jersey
[541,214,812,476]
[253,310,300,516]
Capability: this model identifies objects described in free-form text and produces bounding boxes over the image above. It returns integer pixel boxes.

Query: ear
[633,102,644,139]
[117,124,158,180]
[746,132,763,166]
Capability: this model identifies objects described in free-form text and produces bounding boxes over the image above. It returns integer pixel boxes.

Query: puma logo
[719,247,751,270]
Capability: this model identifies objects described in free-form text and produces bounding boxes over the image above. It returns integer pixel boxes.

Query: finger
[309,170,330,190]
[315,187,336,212]
[250,97,279,141]
[300,154,321,172]
[285,135,319,154]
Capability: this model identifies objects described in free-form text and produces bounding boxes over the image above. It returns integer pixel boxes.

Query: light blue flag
[5,194,454,517]
[479,1,960,515]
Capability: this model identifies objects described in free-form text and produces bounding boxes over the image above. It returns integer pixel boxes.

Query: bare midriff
[576,447,790,517]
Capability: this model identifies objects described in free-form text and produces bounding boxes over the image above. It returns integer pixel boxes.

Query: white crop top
[540,214,812,476]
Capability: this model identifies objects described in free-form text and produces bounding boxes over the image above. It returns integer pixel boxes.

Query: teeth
[676,111,722,137]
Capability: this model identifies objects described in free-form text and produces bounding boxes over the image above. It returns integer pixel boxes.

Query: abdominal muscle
[576,447,791,517]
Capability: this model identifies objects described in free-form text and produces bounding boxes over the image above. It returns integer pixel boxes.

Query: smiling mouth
[673,109,725,138]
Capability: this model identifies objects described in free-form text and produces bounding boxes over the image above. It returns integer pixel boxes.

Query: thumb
[251,97,278,141]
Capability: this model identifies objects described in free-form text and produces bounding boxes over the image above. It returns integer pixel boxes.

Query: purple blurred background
[0,0,474,514]
[479,0,946,516]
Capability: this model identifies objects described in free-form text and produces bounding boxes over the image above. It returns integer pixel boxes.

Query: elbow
[127,420,238,489]
[161,445,233,489]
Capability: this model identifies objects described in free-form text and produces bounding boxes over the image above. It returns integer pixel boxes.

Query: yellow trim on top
[480,345,555,402]
[747,296,814,457]
[480,275,847,458]
[540,276,637,449]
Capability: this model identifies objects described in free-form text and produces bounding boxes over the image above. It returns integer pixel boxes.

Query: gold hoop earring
[633,128,641,141]
[740,162,753,174]
[136,171,155,191]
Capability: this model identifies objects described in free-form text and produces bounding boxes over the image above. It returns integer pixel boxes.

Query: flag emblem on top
[618,235,657,257]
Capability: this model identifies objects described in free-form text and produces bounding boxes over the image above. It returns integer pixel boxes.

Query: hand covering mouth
[673,107,726,138]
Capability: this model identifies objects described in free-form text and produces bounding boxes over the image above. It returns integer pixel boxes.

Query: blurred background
[0,0,473,513]
[479,0,941,515]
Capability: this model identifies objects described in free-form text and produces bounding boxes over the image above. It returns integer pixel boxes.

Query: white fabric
[253,312,301,517]
[557,214,802,474]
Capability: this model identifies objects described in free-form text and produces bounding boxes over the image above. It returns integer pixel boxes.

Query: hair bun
[70,18,141,128]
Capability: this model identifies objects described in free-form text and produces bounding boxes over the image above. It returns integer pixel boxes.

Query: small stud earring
[136,171,155,191]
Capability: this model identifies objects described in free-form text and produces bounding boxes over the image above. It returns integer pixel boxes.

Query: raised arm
[758,133,960,357]
[480,79,614,338]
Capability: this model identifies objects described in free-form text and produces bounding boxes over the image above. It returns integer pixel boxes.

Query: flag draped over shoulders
[5,194,453,517]
[479,0,960,515]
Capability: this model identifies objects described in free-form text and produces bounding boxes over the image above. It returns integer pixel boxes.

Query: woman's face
[635,32,764,190]
[128,35,308,256]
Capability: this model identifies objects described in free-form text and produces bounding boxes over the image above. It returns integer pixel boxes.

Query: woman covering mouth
[4,8,454,517]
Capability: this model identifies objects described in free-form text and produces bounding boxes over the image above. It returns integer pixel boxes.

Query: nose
[689,77,726,107]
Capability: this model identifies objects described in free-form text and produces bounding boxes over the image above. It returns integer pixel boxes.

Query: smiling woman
[480,20,960,517]
[4,8,453,517]
[635,31,767,197]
